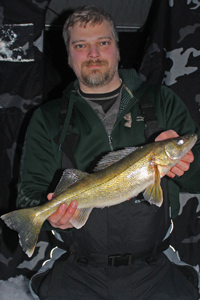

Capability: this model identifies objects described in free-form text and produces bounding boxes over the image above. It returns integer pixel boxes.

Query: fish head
[153,133,197,178]
[164,133,197,161]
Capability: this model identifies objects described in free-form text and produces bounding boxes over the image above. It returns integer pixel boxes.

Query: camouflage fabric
[139,0,200,272]
[0,0,51,280]
[0,0,200,286]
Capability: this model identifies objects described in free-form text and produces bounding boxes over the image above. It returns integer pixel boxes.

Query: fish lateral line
[53,165,136,206]
[0,134,197,257]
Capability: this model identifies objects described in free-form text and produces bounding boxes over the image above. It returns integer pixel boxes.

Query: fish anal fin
[143,164,163,207]
[70,207,93,229]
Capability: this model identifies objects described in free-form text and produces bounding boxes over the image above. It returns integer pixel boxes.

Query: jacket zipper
[92,100,138,152]
[79,98,115,151]
[108,135,113,151]
[108,98,139,151]
[74,87,137,152]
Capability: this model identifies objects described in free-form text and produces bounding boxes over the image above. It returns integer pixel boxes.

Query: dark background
[0,0,200,280]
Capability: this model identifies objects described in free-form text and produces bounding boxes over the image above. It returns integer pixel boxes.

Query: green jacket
[17,69,200,219]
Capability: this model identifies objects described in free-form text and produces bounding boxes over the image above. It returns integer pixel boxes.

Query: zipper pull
[108,135,113,151]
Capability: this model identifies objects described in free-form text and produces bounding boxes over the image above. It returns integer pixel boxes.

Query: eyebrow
[71,36,113,45]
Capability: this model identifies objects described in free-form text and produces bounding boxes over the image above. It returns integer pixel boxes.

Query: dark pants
[32,251,199,300]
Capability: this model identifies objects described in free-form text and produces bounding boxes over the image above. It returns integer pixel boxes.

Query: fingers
[167,162,189,178]
[181,150,194,165]
[155,130,194,179]
[167,150,194,178]
[47,200,78,230]
[155,129,179,142]
[47,193,54,200]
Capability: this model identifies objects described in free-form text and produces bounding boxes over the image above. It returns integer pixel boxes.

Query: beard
[79,59,118,88]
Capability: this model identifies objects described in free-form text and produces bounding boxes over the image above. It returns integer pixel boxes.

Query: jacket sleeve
[16,106,62,209]
[161,85,200,193]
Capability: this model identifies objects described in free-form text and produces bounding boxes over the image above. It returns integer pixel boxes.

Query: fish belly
[73,162,154,209]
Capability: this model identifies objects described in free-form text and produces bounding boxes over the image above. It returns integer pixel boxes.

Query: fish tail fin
[1,207,44,257]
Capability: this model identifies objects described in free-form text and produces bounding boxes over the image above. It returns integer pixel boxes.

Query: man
[17,6,200,300]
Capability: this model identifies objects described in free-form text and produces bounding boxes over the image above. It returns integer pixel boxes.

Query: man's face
[68,20,120,92]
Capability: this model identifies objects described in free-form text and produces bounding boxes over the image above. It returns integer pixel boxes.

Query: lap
[32,251,199,300]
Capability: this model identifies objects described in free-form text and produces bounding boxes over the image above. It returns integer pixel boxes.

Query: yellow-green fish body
[1,134,197,257]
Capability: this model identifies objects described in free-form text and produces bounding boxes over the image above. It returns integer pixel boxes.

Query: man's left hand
[155,130,194,178]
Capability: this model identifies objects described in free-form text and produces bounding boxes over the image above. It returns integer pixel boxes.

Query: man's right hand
[47,193,78,230]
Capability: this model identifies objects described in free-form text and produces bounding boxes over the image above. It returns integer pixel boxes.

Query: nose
[88,44,100,59]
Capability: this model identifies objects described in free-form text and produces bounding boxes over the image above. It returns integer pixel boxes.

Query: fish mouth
[181,133,197,149]
[165,133,197,160]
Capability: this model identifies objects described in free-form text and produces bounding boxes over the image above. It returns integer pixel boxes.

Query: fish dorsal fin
[54,169,88,195]
[143,164,163,207]
[94,147,137,172]
[70,207,93,229]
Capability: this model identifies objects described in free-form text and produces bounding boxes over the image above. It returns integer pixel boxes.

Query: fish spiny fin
[143,164,163,207]
[54,169,88,195]
[94,147,138,172]
[70,207,93,229]
[1,206,44,257]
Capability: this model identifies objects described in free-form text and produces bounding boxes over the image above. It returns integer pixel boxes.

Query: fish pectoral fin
[143,184,163,207]
[143,164,163,207]
[70,207,93,229]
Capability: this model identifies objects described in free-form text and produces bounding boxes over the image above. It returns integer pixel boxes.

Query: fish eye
[177,138,184,145]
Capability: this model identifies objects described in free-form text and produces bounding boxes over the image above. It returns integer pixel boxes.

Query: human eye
[100,41,109,46]
[75,44,85,49]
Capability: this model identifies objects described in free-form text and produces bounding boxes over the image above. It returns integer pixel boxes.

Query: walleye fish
[1,134,197,257]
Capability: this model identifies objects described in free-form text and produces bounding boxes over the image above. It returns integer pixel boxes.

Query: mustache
[82,59,108,67]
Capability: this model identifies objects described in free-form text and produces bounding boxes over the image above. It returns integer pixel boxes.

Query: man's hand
[155,130,194,178]
[47,193,78,229]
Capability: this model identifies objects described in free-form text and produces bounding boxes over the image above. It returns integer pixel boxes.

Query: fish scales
[46,145,156,209]
[72,152,155,208]
[54,143,160,206]
[1,134,197,257]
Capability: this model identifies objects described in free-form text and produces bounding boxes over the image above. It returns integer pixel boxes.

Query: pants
[30,246,199,300]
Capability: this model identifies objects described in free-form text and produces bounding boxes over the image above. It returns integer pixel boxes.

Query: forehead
[69,20,114,43]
